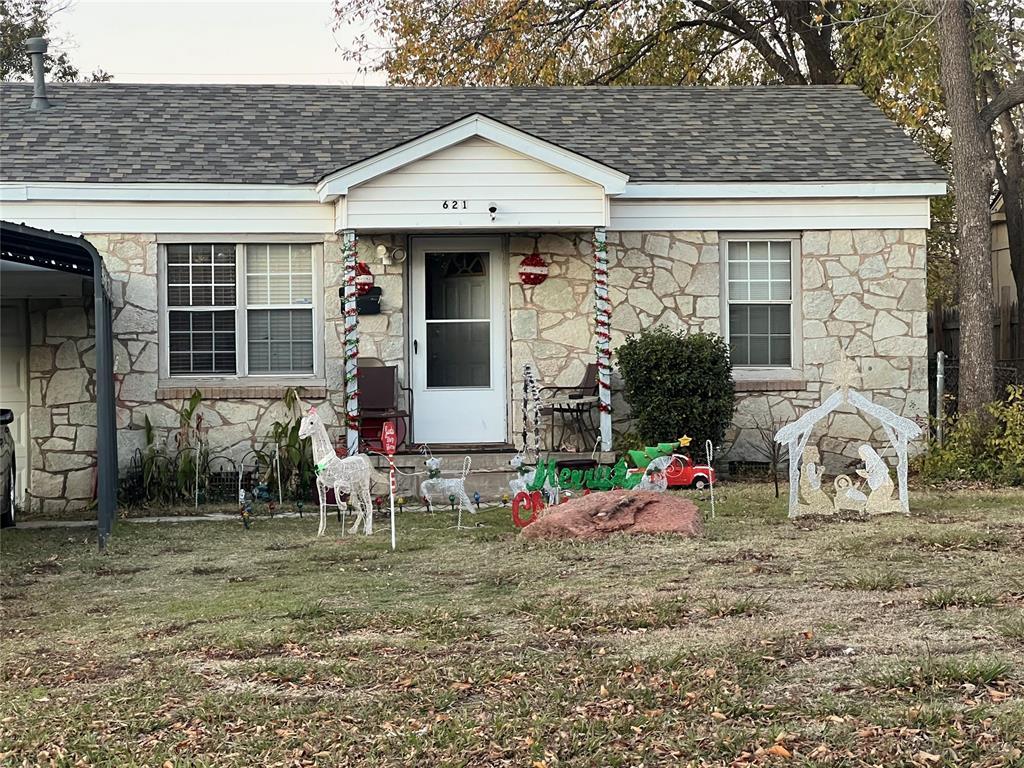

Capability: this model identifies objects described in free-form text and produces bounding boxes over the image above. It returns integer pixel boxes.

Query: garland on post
[593,228,612,417]
[342,230,360,454]
[521,363,542,460]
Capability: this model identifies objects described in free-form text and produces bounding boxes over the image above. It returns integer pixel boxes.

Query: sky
[52,0,387,84]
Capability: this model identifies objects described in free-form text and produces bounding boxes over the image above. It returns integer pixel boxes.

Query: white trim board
[0,182,318,203]
[0,201,335,235]
[609,197,933,231]
[1,179,945,205]
[618,181,946,199]
[315,114,629,200]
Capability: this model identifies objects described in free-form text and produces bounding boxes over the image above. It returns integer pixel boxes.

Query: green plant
[262,387,316,501]
[616,327,735,448]
[140,389,207,505]
[917,386,1024,485]
[921,587,997,610]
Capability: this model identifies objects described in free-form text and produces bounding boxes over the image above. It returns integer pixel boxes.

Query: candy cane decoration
[342,229,359,456]
[522,363,542,461]
[705,439,716,519]
[593,227,612,450]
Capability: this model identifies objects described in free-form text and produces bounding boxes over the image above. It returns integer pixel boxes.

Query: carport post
[90,253,117,551]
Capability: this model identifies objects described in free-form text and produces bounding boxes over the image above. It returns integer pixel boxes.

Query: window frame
[719,232,803,378]
[157,238,325,386]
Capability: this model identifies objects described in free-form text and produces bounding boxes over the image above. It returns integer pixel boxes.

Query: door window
[424,252,490,387]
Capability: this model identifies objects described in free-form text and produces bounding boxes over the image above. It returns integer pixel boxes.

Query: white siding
[0,201,334,235]
[342,137,606,230]
[609,197,932,231]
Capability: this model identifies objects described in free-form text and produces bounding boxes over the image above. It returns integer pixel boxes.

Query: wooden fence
[927,289,1023,415]
[928,288,1021,364]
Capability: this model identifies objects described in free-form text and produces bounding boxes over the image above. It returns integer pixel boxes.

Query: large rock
[521,490,702,540]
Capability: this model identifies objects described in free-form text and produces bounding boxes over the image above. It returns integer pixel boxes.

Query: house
[0,82,945,516]
[992,193,1018,302]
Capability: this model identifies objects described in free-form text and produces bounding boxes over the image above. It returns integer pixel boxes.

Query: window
[725,238,794,367]
[166,244,237,375]
[161,242,319,379]
[245,244,314,374]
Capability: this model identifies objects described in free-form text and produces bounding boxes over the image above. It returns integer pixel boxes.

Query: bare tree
[752,414,786,498]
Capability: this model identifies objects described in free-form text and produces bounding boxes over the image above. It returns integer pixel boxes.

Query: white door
[0,302,30,506]
[410,237,507,443]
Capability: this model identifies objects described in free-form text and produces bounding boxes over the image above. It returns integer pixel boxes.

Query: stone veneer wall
[508,231,720,449]
[730,228,928,468]
[24,227,927,516]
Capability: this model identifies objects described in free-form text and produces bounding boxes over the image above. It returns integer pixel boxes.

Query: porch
[337,230,615,458]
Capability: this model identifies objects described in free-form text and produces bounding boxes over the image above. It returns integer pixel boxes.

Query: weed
[921,587,997,609]
[834,572,909,591]
[866,657,1012,692]
[703,593,770,618]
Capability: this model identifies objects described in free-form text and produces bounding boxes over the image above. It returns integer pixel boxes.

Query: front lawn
[2,485,1023,766]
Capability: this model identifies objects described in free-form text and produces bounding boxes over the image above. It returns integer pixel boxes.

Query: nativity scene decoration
[774,357,922,518]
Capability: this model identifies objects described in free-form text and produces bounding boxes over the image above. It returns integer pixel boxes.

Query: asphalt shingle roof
[0,83,943,185]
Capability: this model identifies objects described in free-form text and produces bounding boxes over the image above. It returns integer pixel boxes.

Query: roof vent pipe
[25,37,51,111]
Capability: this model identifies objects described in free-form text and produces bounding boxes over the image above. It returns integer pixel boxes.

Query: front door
[410,237,507,443]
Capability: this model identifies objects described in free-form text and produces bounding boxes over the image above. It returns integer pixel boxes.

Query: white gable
[340,137,608,231]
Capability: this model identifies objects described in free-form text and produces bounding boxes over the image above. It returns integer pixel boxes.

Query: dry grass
[1,484,1023,766]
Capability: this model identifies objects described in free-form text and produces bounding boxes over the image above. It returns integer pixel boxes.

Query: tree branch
[979,71,1024,127]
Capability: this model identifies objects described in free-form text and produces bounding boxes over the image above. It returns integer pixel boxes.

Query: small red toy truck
[663,455,716,488]
[630,455,717,489]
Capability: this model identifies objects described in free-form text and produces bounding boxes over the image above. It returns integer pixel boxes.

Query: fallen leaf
[767,744,792,758]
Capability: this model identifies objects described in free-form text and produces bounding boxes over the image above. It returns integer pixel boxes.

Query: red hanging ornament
[518,246,549,286]
[355,261,375,296]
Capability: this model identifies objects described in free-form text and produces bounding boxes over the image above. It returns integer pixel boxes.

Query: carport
[1,221,117,549]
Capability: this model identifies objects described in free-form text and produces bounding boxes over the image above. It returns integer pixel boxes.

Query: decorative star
[678,435,692,448]
[832,355,862,396]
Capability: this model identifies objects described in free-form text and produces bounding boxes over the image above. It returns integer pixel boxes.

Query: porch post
[342,229,360,455]
[593,227,613,451]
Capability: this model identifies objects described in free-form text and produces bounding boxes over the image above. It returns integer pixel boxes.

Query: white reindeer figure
[298,406,385,536]
[419,450,475,528]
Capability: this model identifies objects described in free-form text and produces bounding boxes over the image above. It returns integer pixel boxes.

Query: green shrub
[917,386,1024,485]
[616,327,735,448]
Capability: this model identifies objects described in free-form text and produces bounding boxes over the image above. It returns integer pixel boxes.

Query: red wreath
[518,248,549,286]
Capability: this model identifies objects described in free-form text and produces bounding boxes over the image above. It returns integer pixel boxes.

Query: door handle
[413,339,419,354]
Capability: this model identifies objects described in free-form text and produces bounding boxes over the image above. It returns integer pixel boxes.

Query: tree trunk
[937,0,995,411]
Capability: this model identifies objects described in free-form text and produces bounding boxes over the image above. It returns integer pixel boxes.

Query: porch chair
[356,360,410,452]
[538,363,600,451]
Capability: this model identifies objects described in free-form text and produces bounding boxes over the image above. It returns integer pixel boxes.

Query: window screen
[245,244,314,374]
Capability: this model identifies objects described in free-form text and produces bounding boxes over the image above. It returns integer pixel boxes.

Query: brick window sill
[157,380,327,400]
[733,369,806,392]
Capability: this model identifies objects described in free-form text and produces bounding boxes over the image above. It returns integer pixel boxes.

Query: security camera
[488,203,497,221]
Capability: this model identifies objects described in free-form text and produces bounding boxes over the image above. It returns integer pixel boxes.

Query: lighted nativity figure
[298,406,386,536]
[796,446,835,516]
[774,357,922,519]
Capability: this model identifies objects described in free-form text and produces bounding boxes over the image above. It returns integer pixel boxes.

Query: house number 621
[442,200,467,210]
